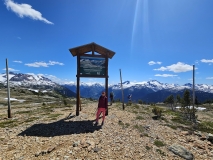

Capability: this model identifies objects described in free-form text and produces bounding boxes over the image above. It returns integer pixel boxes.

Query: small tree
[152,106,163,119]
[181,89,196,121]
[176,94,181,105]
[138,99,143,104]
[183,90,190,107]
[164,95,174,110]
[181,89,190,118]
[63,98,68,106]
[195,96,199,107]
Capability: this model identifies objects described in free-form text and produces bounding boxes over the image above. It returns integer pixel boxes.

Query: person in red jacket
[95,91,108,125]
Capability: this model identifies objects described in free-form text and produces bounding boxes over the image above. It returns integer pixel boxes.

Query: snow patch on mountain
[64,79,213,94]
[0,72,57,87]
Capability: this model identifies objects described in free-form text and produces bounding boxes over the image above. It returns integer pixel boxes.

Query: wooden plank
[77,75,108,78]
[105,56,109,116]
[6,59,11,118]
[69,42,115,59]
[76,55,80,116]
[92,44,94,56]
[120,69,125,110]
[80,54,104,58]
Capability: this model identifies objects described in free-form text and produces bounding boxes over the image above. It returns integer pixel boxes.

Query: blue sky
[1,0,213,85]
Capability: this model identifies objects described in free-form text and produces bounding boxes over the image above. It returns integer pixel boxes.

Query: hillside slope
[0,100,213,159]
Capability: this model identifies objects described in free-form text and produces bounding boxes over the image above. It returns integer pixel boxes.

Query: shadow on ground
[18,117,102,137]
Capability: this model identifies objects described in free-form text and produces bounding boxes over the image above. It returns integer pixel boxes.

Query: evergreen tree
[195,96,199,106]
[183,89,190,107]
[164,95,175,110]
[182,89,196,121]
[176,94,181,104]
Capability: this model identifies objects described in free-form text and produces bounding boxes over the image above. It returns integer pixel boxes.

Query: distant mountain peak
[122,81,130,84]
[0,72,56,87]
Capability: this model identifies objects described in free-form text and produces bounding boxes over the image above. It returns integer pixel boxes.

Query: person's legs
[101,108,106,123]
[96,108,102,123]
[96,108,106,125]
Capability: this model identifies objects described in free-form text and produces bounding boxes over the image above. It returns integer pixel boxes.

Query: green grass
[47,114,62,120]
[24,117,40,123]
[61,108,72,111]
[145,146,151,150]
[156,149,166,156]
[125,123,130,127]
[141,133,149,137]
[136,115,144,120]
[118,121,130,128]
[0,120,17,128]
[16,110,32,114]
[161,117,169,123]
[163,110,181,116]
[197,121,213,134]
[166,124,178,130]
[171,117,192,126]
[143,107,150,111]
[154,140,165,147]
[139,111,148,114]
[165,124,178,130]
[132,110,138,114]
[133,124,144,133]
[133,105,139,109]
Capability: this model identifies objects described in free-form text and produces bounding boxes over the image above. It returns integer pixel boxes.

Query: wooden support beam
[76,55,80,116]
[6,59,11,118]
[92,44,94,56]
[105,55,109,116]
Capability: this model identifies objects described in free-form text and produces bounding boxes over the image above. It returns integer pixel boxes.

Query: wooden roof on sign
[69,42,115,59]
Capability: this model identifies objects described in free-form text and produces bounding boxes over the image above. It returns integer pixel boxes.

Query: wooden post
[120,69,125,110]
[79,90,81,111]
[192,65,195,118]
[105,56,109,116]
[6,59,11,118]
[76,55,80,116]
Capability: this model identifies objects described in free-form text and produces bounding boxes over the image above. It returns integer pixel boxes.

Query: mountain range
[1,72,213,103]
[0,72,76,97]
[64,80,213,103]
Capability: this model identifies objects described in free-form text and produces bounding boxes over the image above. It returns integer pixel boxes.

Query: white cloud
[154,74,177,77]
[154,62,194,73]
[4,0,53,25]
[206,77,213,80]
[25,61,64,67]
[48,61,64,66]
[17,37,21,39]
[13,60,22,63]
[25,61,49,67]
[2,67,19,71]
[200,59,213,63]
[148,61,162,65]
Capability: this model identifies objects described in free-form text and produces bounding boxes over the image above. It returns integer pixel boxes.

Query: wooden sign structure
[69,42,115,116]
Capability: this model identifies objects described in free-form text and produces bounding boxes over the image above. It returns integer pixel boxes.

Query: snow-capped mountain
[1,72,213,102]
[64,80,213,102]
[0,72,57,87]
[111,80,180,92]
[0,72,76,97]
[110,80,213,93]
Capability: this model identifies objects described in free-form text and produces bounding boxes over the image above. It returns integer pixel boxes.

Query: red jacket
[98,95,108,109]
